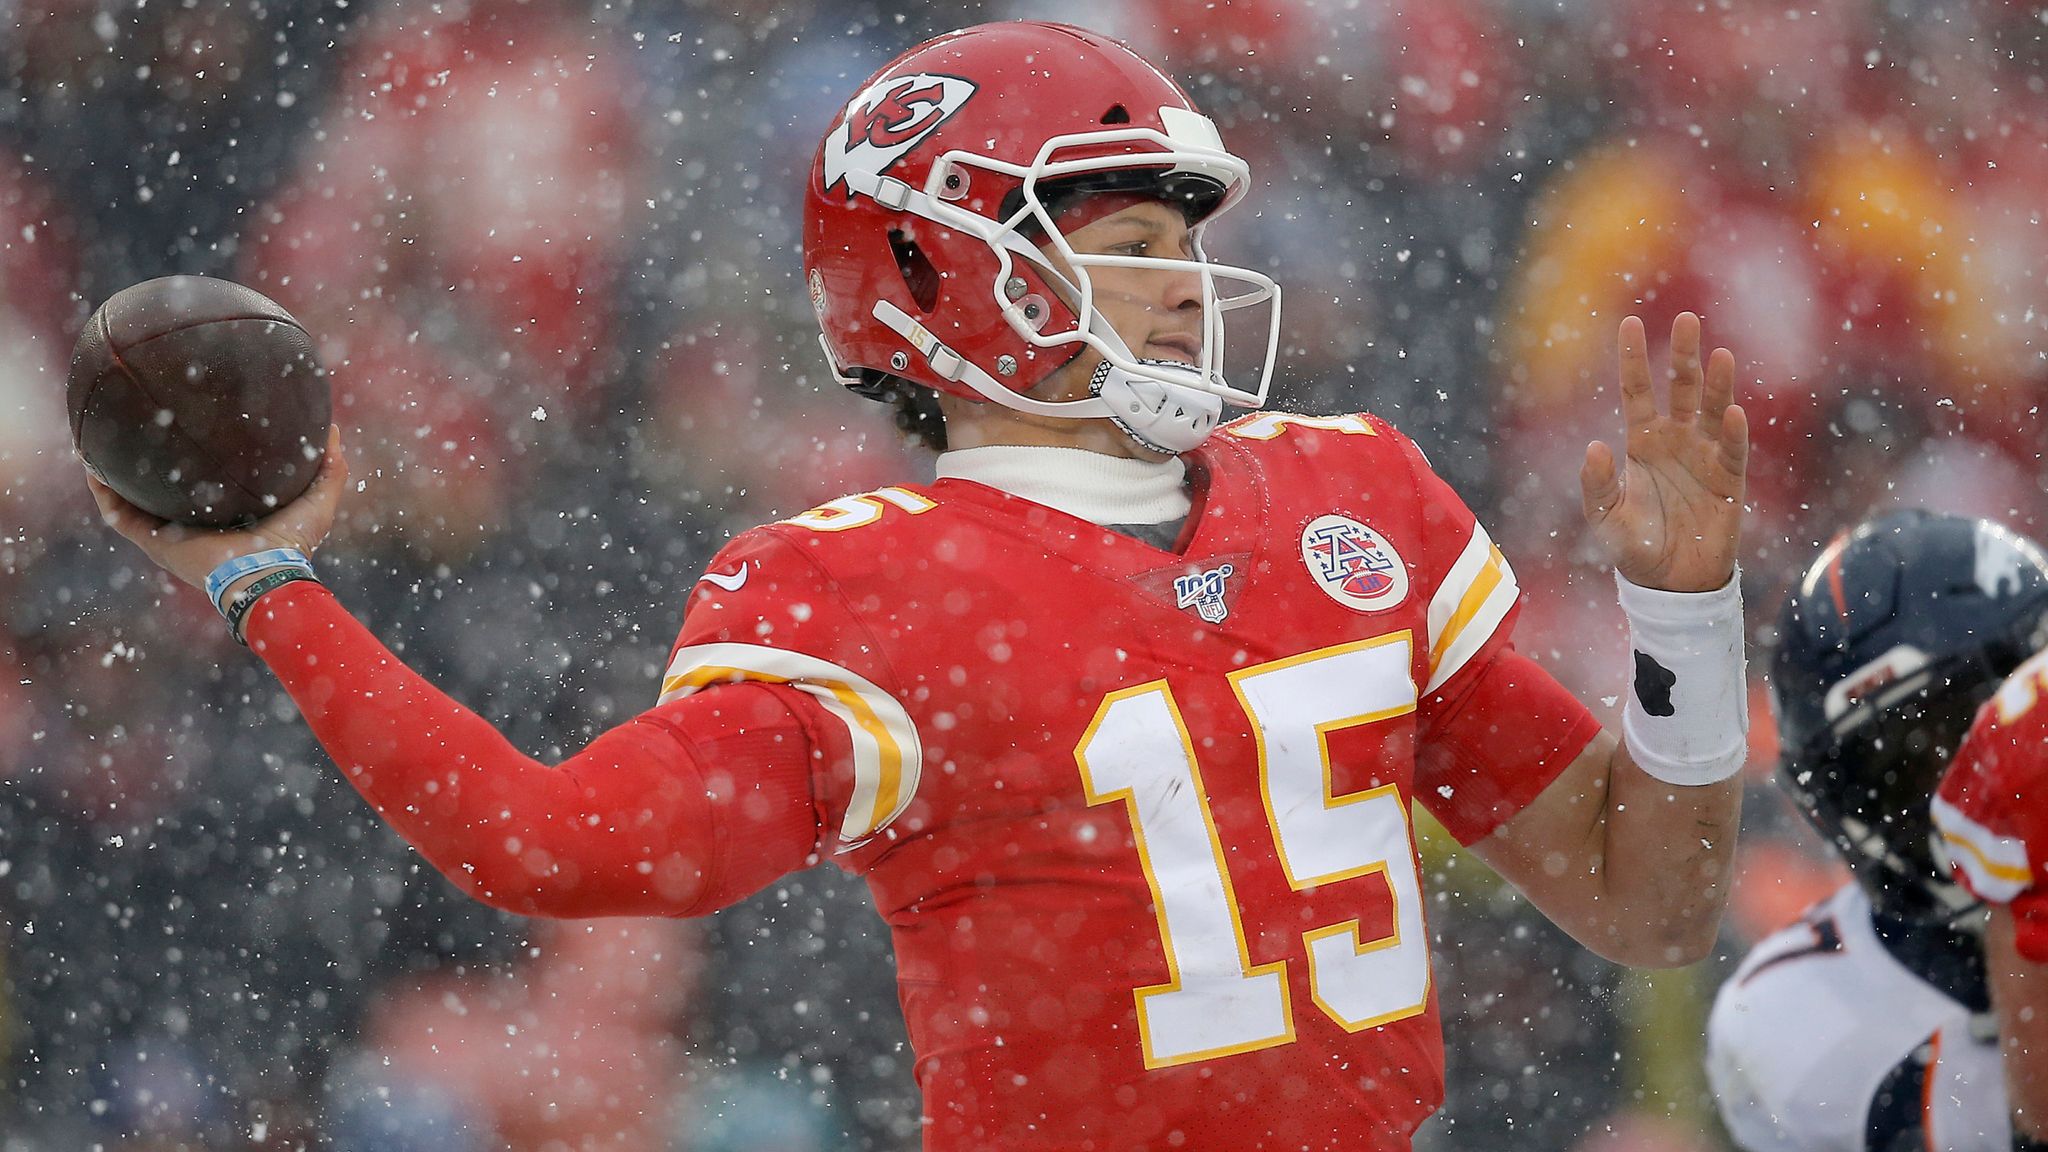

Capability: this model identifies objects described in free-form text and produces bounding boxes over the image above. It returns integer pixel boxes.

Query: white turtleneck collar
[934,445,1191,527]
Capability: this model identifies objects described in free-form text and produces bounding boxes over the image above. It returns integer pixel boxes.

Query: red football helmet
[802,21,1280,453]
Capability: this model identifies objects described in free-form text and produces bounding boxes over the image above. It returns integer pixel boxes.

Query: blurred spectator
[6,0,349,301]
[1496,0,2042,588]
[677,1057,840,1152]
[0,154,79,521]
[334,919,695,1152]
[243,0,651,557]
[635,309,922,533]
[1129,0,1609,491]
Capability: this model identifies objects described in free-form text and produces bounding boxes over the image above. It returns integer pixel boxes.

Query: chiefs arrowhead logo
[822,73,976,195]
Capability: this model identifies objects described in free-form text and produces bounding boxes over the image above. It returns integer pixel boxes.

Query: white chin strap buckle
[1090,359,1224,454]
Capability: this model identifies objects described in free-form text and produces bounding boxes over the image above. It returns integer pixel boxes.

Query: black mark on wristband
[1634,651,1677,717]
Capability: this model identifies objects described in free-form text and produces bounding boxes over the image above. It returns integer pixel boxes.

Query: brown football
[68,275,329,527]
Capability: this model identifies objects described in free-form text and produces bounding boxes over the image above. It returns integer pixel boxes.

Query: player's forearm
[240,581,818,918]
[1565,566,1745,966]
[1469,728,1739,967]
[1987,911,2048,1142]
[1588,738,1742,967]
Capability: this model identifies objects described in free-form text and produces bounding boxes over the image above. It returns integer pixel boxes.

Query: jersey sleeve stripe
[1428,526,1500,646]
[1429,547,1505,670]
[1425,530,1519,693]
[1931,794,2033,902]
[659,642,922,846]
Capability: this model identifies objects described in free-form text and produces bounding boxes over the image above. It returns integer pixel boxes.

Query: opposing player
[85,21,1752,1151]
[1933,542,2048,1147]
[1707,510,2048,1151]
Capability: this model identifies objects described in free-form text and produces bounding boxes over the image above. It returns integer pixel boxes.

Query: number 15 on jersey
[1074,634,1431,1068]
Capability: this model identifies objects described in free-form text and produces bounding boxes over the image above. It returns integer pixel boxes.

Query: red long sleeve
[243,581,825,918]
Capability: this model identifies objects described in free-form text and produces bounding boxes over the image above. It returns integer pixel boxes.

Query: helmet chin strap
[1089,357,1223,455]
[868,298,1227,454]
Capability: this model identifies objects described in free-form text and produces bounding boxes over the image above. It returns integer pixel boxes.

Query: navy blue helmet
[1772,509,2048,923]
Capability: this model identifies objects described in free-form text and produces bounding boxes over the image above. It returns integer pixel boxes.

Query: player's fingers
[84,473,120,518]
[1700,346,1737,427]
[1703,348,1736,428]
[1581,440,1622,524]
[1616,316,1656,433]
[1667,312,1703,424]
[85,474,166,540]
[1718,403,1749,486]
[264,425,349,549]
[84,474,126,530]
[309,425,348,492]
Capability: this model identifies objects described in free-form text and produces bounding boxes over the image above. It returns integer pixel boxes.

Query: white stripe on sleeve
[1425,524,1520,694]
[1932,793,2034,904]
[660,642,922,848]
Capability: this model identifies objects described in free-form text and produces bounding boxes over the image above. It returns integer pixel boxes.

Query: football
[68,275,330,528]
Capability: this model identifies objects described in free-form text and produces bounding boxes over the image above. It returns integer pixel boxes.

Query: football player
[1708,510,2048,1151]
[1934,536,2048,1149]
[86,21,1753,1152]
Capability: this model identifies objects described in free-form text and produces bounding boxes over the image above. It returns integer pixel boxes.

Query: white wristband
[1616,569,1749,786]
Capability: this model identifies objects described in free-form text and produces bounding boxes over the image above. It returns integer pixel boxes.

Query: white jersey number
[1074,635,1429,1068]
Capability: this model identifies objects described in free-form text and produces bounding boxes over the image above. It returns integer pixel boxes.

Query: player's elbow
[1582,911,1721,968]
[1627,929,1719,970]
[427,844,720,920]
[427,855,589,919]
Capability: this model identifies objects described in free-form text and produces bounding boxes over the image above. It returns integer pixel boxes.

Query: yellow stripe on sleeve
[659,643,922,846]
[1429,546,1507,673]
[1425,526,1520,694]
[1931,794,2034,902]
[1941,827,2033,886]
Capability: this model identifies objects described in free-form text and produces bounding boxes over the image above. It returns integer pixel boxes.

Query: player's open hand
[86,424,350,594]
[1580,313,1747,592]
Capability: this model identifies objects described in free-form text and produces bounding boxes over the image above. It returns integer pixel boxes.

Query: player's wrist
[1616,567,1749,787]
[1612,558,1736,595]
[222,569,321,646]
[204,548,321,645]
[204,547,314,608]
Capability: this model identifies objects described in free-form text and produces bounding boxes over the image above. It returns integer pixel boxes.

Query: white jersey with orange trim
[659,412,1601,1152]
[1707,884,2007,1152]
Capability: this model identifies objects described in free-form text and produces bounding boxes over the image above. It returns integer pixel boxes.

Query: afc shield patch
[1300,514,1409,612]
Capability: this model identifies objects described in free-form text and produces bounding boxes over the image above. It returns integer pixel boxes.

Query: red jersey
[1934,647,2048,962]
[660,412,1598,1150]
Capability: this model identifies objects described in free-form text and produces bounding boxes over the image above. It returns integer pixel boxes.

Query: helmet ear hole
[889,229,941,313]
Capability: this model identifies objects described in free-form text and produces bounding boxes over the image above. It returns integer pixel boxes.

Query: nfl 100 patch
[1173,562,1236,623]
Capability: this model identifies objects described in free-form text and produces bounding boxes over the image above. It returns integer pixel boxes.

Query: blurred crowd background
[0,0,2042,1149]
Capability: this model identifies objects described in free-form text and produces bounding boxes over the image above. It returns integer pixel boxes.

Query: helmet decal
[1975,520,2048,599]
[1820,643,1929,723]
[822,73,977,194]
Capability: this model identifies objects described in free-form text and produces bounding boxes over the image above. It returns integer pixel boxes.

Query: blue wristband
[205,548,312,612]
[225,569,319,646]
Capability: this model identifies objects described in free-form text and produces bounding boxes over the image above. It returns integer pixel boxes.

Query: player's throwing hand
[1580,312,1748,593]
[85,424,350,594]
